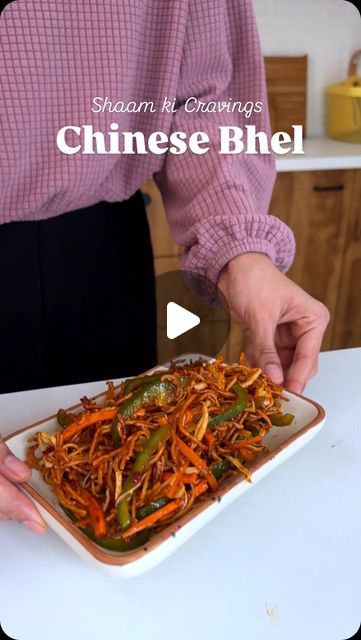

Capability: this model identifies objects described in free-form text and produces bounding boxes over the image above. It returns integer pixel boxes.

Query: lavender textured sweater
[0,0,295,282]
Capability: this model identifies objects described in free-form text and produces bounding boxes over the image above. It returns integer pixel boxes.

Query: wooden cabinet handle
[313,185,344,193]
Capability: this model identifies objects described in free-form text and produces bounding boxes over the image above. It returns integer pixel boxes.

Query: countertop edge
[275,137,361,172]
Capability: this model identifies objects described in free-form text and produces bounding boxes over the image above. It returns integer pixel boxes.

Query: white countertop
[276,137,361,172]
[1,348,361,640]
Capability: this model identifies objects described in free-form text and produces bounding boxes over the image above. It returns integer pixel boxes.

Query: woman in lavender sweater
[0,1,328,531]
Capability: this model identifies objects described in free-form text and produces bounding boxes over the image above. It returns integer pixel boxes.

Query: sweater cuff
[180,208,296,284]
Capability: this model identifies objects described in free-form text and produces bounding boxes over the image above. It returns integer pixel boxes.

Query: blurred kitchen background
[254,0,360,137]
[143,0,361,363]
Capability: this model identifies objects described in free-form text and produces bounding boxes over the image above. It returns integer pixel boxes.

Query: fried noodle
[26,355,291,547]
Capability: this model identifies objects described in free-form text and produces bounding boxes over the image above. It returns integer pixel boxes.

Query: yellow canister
[326,50,361,143]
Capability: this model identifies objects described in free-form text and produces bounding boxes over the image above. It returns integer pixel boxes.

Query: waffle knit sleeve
[155,0,295,283]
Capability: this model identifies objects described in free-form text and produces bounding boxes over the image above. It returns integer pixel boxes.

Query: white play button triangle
[166,302,200,340]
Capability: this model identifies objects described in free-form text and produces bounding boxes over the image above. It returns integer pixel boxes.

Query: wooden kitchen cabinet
[143,179,180,259]
[332,170,361,349]
[143,168,361,362]
[271,170,354,351]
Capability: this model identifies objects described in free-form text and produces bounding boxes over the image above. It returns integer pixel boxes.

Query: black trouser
[0,192,157,394]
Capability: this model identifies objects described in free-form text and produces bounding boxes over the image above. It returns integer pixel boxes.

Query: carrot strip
[181,473,199,485]
[203,432,215,448]
[122,499,182,538]
[61,409,117,443]
[194,481,208,497]
[79,488,107,537]
[175,437,218,492]
[237,448,257,462]
[230,435,263,449]
[178,394,197,429]
[184,409,193,425]
[165,470,183,498]
[123,481,209,539]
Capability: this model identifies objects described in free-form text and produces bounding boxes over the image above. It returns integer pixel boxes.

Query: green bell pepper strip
[136,497,170,521]
[209,383,249,428]
[133,425,171,473]
[111,377,187,447]
[117,425,172,530]
[62,507,150,551]
[57,408,75,427]
[124,374,162,395]
[210,458,232,479]
[270,413,294,426]
[135,459,232,521]
[80,524,150,551]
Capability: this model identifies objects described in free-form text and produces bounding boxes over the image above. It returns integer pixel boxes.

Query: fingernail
[22,520,47,534]
[264,365,283,383]
[4,455,30,479]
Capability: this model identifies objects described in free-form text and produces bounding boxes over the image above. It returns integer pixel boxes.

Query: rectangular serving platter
[5,354,326,577]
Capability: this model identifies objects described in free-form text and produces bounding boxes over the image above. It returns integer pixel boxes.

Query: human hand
[0,435,47,532]
[218,253,330,394]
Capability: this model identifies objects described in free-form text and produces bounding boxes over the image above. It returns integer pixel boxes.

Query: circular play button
[155,269,231,362]
[166,302,201,339]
